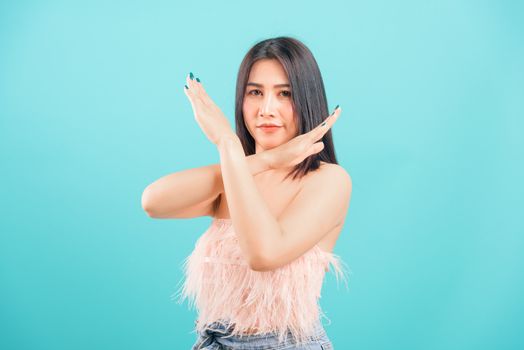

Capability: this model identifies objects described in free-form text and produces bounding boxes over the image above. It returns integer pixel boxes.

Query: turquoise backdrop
[1,0,523,349]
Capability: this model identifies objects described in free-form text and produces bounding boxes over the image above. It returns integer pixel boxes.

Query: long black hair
[234,36,338,181]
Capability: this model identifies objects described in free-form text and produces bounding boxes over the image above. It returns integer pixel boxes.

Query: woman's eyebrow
[246,82,290,88]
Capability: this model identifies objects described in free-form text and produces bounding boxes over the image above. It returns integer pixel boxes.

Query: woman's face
[242,59,298,154]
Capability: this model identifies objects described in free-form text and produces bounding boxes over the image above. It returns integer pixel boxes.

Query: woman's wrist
[247,152,272,176]
[216,132,271,176]
[216,132,243,153]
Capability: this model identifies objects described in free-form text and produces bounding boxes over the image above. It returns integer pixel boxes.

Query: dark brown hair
[234,36,338,181]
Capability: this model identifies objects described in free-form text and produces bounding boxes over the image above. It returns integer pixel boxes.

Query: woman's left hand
[183,72,235,145]
[263,106,342,170]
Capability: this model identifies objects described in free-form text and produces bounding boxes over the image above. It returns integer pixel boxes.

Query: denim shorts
[191,319,334,350]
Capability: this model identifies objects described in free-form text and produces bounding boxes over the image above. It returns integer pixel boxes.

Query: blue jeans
[191,319,334,350]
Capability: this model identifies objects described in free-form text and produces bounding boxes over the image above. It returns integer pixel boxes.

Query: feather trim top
[173,218,350,346]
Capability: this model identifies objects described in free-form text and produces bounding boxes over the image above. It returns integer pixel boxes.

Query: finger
[310,106,342,141]
[184,79,203,118]
[183,84,197,112]
[188,72,208,103]
[192,75,214,106]
[185,73,205,105]
[313,141,325,153]
[184,79,196,105]
[187,72,198,90]
[305,141,325,159]
[326,106,342,127]
[185,73,197,97]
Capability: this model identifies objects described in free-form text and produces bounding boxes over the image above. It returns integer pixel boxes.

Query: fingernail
[184,84,188,89]
[196,77,200,82]
[189,72,194,80]
[335,104,339,110]
[321,121,327,126]
[330,104,339,116]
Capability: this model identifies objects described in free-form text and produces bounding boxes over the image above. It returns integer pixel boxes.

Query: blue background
[1,0,523,349]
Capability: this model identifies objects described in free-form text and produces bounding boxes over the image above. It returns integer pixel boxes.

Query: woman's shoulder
[318,161,351,177]
[314,161,352,187]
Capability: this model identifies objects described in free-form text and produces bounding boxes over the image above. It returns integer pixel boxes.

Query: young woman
[142,37,352,349]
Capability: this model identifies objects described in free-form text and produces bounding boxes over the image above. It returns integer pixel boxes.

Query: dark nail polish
[330,104,339,116]
[196,77,200,82]
[189,72,194,80]
[321,121,326,126]
[335,104,339,110]
[184,84,188,89]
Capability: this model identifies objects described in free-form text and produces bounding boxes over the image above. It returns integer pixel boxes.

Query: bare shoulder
[295,161,352,233]
[312,161,352,190]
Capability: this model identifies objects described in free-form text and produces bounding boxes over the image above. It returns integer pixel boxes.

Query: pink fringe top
[173,218,349,345]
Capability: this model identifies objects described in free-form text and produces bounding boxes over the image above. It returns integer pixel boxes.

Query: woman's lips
[258,126,282,133]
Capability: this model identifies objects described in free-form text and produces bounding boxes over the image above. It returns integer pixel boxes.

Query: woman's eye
[247,89,291,97]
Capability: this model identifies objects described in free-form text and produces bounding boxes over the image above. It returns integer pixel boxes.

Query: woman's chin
[260,141,283,150]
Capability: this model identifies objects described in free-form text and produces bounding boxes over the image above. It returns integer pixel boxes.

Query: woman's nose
[259,94,276,116]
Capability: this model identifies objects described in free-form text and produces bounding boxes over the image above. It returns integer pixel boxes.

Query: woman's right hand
[263,106,342,170]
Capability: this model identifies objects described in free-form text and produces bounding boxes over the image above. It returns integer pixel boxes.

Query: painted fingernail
[321,121,327,126]
[184,84,189,89]
[189,72,194,80]
[196,77,200,82]
[330,104,340,116]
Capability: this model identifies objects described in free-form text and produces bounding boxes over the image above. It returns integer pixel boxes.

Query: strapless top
[173,218,350,346]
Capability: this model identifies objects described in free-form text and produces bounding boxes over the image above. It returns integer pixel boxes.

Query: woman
[142,37,352,349]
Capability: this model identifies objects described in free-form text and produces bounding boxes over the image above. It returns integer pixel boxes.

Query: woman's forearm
[217,134,281,269]
[142,151,270,218]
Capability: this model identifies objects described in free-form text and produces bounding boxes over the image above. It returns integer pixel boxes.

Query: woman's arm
[217,134,278,267]
[179,74,347,270]
[141,152,270,219]
[218,133,351,272]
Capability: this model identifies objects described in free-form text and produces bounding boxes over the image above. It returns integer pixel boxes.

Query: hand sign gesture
[264,106,342,170]
[183,72,236,145]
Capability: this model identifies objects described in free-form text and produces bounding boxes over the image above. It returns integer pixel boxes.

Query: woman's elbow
[248,252,273,272]
[141,186,157,217]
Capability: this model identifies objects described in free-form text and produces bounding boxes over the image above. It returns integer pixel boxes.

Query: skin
[181,60,352,273]
[139,60,352,335]
[242,59,299,157]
